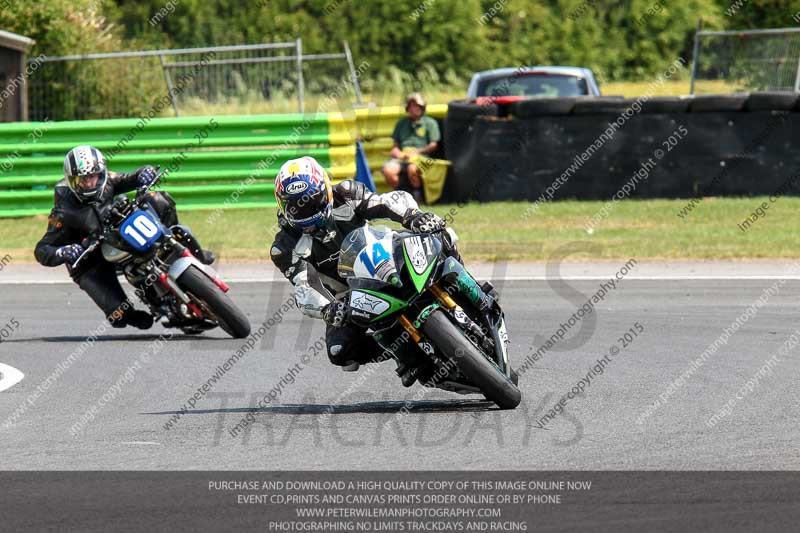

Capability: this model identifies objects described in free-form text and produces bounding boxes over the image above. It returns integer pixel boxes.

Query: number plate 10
[120,210,163,251]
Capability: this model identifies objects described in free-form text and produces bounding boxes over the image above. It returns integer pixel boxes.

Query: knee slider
[327,344,351,366]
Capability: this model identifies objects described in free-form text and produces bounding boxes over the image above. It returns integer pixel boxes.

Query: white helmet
[64,145,108,202]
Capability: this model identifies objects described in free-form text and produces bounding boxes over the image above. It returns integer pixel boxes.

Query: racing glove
[402,211,446,233]
[136,166,159,188]
[55,243,84,266]
[322,300,351,328]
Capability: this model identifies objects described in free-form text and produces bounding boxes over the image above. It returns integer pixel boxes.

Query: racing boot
[125,309,154,330]
[397,363,421,387]
[110,306,154,329]
[171,225,215,265]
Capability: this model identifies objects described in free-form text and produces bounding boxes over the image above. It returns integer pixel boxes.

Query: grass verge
[2,197,798,263]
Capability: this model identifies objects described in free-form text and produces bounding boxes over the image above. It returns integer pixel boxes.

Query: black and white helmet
[64,145,108,202]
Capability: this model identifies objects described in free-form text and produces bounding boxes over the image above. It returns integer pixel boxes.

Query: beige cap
[406,92,426,108]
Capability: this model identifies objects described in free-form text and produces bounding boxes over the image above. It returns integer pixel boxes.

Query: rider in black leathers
[35,145,214,329]
[270,156,447,382]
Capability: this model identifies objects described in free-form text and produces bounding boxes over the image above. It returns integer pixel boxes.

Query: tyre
[177,266,251,339]
[421,310,521,409]
[509,97,577,117]
[744,91,799,111]
[571,97,635,115]
[688,93,748,112]
[447,99,500,121]
[639,96,692,113]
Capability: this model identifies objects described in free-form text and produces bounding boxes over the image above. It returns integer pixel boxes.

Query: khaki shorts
[382,158,410,172]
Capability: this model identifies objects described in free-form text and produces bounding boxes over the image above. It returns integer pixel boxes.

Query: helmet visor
[279,187,329,226]
[77,172,102,190]
[68,170,107,200]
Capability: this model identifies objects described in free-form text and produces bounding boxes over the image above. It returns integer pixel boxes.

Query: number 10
[123,214,159,246]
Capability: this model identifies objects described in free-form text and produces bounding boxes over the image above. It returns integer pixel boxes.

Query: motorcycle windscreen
[337,224,398,284]
[119,210,163,251]
[402,234,442,293]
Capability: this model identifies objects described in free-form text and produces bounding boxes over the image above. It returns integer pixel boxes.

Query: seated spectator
[382,92,440,201]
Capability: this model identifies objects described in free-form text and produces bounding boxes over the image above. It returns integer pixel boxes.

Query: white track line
[0,363,25,392]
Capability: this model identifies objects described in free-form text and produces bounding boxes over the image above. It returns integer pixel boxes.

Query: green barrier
[0,114,339,154]
[0,105,446,218]
[0,183,279,218]
[0,148,336,187]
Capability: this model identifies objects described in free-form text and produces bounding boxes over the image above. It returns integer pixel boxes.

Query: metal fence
[27,39,363,121]
[690,26,800,94]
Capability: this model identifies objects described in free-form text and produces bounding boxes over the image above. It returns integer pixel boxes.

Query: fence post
[343,40,363,105]
[690,18,702,95]
[159,54,180,117]
[794,51,800,93]
[295,38,305,114]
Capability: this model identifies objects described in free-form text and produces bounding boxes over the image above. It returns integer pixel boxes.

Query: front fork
[403,267,510,375]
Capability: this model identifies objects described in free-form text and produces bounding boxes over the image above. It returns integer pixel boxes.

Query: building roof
[0,30,35,53]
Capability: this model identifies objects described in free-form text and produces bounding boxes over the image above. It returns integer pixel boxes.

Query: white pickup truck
[466,66,602,101]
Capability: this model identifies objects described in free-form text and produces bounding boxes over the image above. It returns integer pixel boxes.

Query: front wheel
[177,266,251,339]
[421,310,521,409]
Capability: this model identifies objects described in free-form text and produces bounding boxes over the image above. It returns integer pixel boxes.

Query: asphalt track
[2,266,800,471]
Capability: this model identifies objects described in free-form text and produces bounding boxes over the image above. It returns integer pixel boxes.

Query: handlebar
[70,240,101,270]
[69,167,163,270]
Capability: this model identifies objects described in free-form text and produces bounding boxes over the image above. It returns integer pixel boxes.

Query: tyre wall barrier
[444,93,800,203]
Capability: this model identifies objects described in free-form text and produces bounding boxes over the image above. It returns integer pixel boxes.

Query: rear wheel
[177,266,251,339]
[421,310,521,409]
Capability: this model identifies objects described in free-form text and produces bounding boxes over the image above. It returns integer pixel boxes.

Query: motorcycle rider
[34,145,215,329]
[270,156,447,382]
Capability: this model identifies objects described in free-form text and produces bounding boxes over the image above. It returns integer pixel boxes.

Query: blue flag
[354,139,376,192]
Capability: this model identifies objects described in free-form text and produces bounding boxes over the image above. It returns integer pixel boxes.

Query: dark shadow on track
[146,398,498,417]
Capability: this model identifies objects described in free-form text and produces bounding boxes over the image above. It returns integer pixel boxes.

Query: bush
[0,0,166,120]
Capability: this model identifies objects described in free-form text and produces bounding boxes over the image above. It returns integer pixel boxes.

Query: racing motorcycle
[72,174,251,339]
[335,223,521,409]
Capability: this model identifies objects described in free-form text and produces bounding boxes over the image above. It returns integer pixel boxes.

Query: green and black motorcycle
[336,223,521,409]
